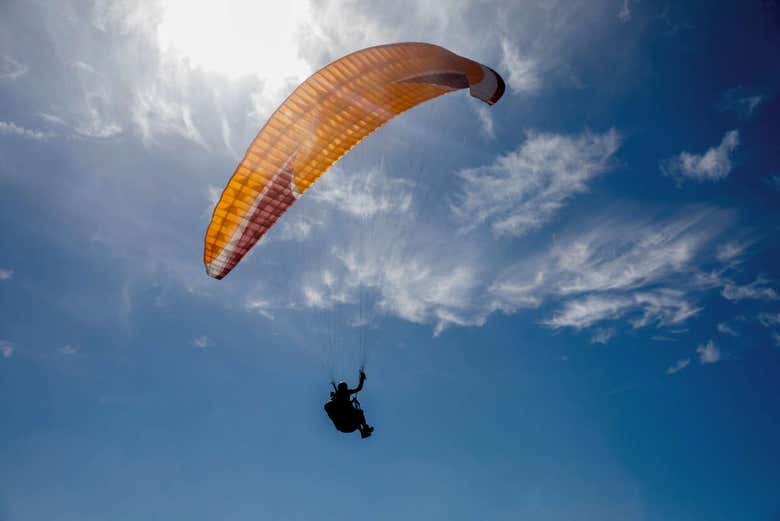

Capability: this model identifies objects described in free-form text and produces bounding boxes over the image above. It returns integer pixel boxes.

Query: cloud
[132,89,205,148]
[192,336,213,348]
[715,240,752,265]
[631,290,702,328]
[618,0,638,23]
[549,210,720,296]
[452,129,620,236]
[546,290,700,330]
[717,322,738,336]
[276,219,316,242]
[0,340,13,359]
[696,340,721,364]
[500,38,540,94]
[41,61,124,139]
[246,297,276,320]
[312,163,413,219]
[661,130,740,182]
[474,105,495,140]
[59,345,79,356]
[0,55,28,81]
[0,120,53,140]
[666,358,690,375]
[718,87,765,119]
[721,276,778,301]
[546,295,633,329]
[767,175,780,191]
[0,268,13,281]
[757,312,780,327]
[591,327,616,344]
[297,204,732,335]
[773,332,780,348]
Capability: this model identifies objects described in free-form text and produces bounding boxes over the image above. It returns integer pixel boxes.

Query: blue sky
[1,0,780,520]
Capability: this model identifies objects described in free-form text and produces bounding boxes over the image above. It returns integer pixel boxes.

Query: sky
[1,0,780,520]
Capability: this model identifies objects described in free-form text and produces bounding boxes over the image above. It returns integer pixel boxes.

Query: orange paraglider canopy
[204,42,505,279]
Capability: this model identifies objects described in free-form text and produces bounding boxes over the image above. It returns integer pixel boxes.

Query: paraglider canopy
[204,42,505,279]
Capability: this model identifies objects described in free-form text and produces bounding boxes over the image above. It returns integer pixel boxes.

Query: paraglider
[203,43,506,440]
[324,369,374,438]
[203,42,505,279]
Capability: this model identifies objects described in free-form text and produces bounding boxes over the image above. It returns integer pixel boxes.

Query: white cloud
[666,358,690,375]
[276,219,315,242]
[312,164,413,219]
[132,89,205,148]
[661,130,740,182]
[488,207,729,333]
[59,345,79,355]
[717,322,738,336]
[618,0,638,23]
[591,327,616,344]
[0,120,53,140]
[0,268,13,280]
[757,312,780,327]
[500,38,540,94]
[721,276,778,301]
[546,289,700,330]
[192,335,213,348]
[631,290,702,328]
[246,298,275,320]
[696,340,721,364]
[0,55,28,81]
[452,129,620,236]
[0,340,13,359]
[546,295,633,329]
[67,61,123,139]
[550,211,717,296]
[718,87,765,118]
[474,105,495,140]
[715,241,750,264]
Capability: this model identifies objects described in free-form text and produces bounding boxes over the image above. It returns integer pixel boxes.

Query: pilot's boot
[360,425,374,438]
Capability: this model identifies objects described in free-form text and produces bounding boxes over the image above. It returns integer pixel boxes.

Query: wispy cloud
[452,129,620,236]
[631,290,702,328]
[661,130,740,183]
[546,295,633,329]
[192,336,213,348]
[718,87,766,119]
[591,327,616,344]
[246,298,276,320]
[500,38,540,94]
[313,164,413,219]
[546,290,700,330]
[275,219,316,242]
[717,322,738,336]
[0,55,28,81]
[773,332,780,348]
[132,90,205,148]
[474,105,496,140]
[0,340,13,359]
[0,268,13,281]
[618,0,638,23]
[757,312,780,327]
[696,340,721,364]
[0,120,53,140]
[666,358,690,375]
[721,276,778,301]
[59,345,79,356]
[715,239,754,266]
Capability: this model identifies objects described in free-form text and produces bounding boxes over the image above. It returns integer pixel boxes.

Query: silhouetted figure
[324,369,374,438]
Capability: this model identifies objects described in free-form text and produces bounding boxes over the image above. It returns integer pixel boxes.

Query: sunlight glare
[157,0,313,87]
